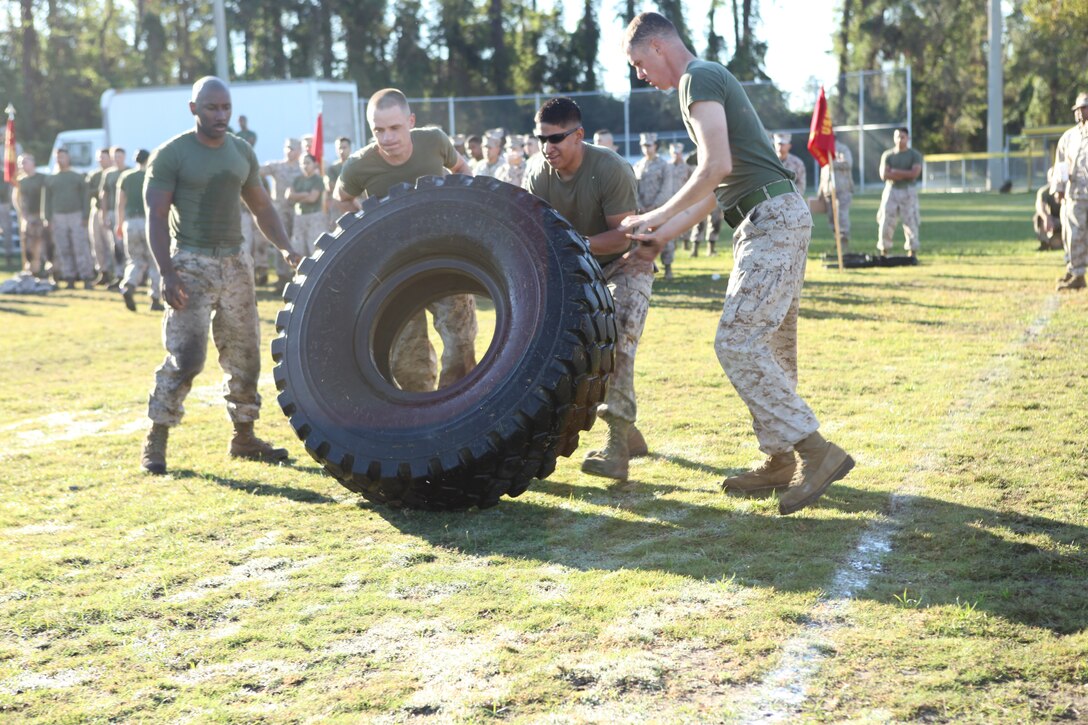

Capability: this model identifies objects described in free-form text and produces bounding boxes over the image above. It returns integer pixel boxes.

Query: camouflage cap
[669,142,685,153]
[772,133,792,145]
[484,129,504,146]
[451,133,466,145]
[639,132,657,145]
[1073,92,1088,110]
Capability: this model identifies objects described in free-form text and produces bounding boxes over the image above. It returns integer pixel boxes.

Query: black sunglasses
[535,126,582,145]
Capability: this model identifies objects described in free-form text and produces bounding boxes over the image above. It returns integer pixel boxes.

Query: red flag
[3,112,14,183]
[313,112,323,168]
[807,86,836,167]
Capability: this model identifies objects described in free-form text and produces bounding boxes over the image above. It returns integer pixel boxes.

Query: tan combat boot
[721,452,796,497]
[141,423,169,475]
[581,417,631,481]
[229,422,289,462]
[1058,274,1086,292]
[778,431,854,515]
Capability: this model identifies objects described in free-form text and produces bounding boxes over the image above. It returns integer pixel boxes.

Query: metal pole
[858,74,865,191]
[213,0,229,80]
[987,0,1003,190]
[448,97,455,136]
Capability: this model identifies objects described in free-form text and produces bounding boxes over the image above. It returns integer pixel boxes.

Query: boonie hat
[1073,92,1088,110]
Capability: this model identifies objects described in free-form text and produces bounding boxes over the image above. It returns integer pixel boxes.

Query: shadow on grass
[370,479,1088,634]
[171,467,339,504]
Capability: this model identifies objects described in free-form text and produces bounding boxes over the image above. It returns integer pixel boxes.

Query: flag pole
[829,150,844,271]
[4,103,15,266]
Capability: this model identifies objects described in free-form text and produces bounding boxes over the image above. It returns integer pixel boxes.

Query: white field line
[736,294,1061,723]
[0,374,277,459]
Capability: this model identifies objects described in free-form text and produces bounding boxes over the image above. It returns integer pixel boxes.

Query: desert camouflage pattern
[595,254,655,424]
[50,211,95,281]
[88,207,119,277]
[690,207,723,253]
[1055,124,1088,274]
[495,162,525,188]
[1061,201,1088,275]
[147,248,262,427]
[819,142,853,239]
[877,185,920,253]
[20,215,46,277]
[633,155,671,212]
[716,192,819,454]
[472,159,506,178]
[390,294,479,392]
[239,209,270,274]
[781,154,806,194]
[292,211,327,256]
[262,160,302,275]
[120,219,161,298]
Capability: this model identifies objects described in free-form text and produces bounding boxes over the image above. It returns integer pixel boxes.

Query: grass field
[1,193,1086,723]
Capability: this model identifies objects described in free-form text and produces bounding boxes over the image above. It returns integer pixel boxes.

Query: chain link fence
[361,69,912,194]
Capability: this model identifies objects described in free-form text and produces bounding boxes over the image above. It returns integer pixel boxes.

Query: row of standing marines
[134,12,860,515]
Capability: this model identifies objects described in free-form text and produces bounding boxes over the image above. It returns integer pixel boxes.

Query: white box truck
[50,78,361,173]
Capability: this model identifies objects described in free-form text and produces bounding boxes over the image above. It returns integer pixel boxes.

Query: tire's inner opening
[385,293,497,393]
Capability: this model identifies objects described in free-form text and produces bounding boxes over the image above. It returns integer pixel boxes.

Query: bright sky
[570,0,840,111]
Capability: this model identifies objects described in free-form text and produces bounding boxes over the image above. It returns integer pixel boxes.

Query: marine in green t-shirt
[337,127,463,201]
[620,12,853,515]
[43,169,87,218]
[879,140,924,189]
[522,138,638,267]
[333,88,476,393]
[100,148,129,215]
[118,167,147,219]
[290,167,324,215]
[16,170,45,217]
[145,131,262,251]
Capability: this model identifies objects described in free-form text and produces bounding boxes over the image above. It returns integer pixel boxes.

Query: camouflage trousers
[690,208,723,254]
[661,239,676,266]
[20,216,46,276]
[877,185,920,253]
[391,294,478,392]
[147,247,262,427]
[0,202,13,253]
[717,192,819,455]
[822,189,852,241]
[120,219,161,298]
[1061,197,1088,276]
[239,209,269,275]
[50,211,95,281]
[274,205,295,277]
[91,209,121,277]
[596,254,655,424]
[292,211,327,256]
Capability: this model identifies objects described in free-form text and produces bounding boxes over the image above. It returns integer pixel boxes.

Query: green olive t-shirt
[338,127,459,199]
[291,173,325,215]
[118,168,146,218]
[145,131,261,250]
[522,143,638,266]
[678,59,788,210]
[880,147,924,189]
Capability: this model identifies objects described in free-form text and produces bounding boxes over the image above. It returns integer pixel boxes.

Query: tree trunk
[836,0,853,121]
[20,0,38,136]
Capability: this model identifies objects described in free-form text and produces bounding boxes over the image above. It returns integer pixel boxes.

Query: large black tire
[272,174,616,510]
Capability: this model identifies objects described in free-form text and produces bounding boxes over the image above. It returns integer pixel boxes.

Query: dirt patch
[165,557,325,603]
[171,659,303,686]
[327,617,520,719]
[2,668,98,693]
[4,522,74,536]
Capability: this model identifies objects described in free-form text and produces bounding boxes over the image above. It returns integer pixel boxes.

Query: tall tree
[390,0,432,96]
[705,0,727,62]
